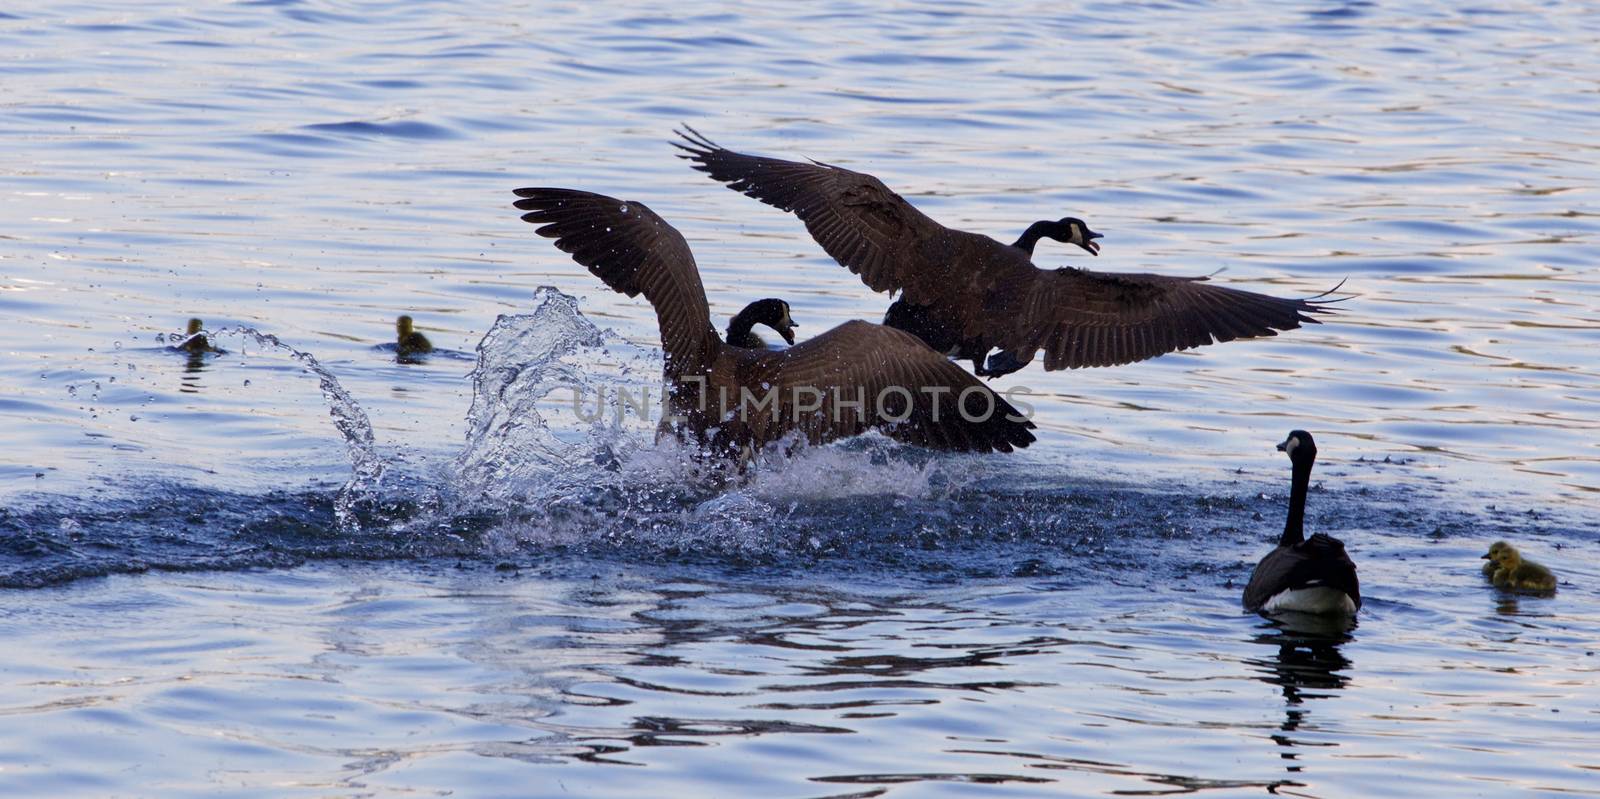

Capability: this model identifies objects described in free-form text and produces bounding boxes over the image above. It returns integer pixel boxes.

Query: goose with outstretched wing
[511,188,1037,458]
[675,127,1339,377]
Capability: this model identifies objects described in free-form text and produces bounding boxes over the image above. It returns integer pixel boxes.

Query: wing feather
[675,127,994,304]
[512,188,717,375]
[1014,268,1334,369]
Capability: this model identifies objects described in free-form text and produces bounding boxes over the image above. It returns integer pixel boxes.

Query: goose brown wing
[675,128,992,303]
[513,188,717,375]
[746,321,1036,453]
[997,266,1336,370]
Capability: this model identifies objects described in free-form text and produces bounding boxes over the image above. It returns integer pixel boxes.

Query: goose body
[512,188,1036,458]
[1243,430,1361,616]
[675,128,1337,377]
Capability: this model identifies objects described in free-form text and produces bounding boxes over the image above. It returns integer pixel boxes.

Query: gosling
[396,315,433,356]
[174,318,218,354]
[1481,541,1557,592]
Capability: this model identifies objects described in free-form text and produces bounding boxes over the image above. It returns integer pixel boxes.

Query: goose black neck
[1012,221,1053,256]
[726,308,761,347]
[1282,456,1312,546]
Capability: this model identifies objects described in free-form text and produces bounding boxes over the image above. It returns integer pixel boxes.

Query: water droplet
[113,340,123,350]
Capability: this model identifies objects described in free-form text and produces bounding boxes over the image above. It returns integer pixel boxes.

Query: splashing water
[210,326,385,532]
[454,287,613,503]
[437,288,996,558]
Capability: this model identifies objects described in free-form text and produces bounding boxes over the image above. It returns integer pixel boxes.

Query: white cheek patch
[1283,437,1300,455]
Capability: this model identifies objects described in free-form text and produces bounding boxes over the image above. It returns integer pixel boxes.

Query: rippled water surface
[2,0,1598,796]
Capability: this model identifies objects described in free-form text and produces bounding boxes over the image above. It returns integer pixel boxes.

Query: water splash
[211,326,384,532]
[454,287,612,503]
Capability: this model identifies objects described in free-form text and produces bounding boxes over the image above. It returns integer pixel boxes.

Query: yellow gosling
[396,315,433,356]
[1483,542,1557,592]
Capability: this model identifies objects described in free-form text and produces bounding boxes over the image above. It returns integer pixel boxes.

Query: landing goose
[675,128,1338,377]
[512,188,1037,457]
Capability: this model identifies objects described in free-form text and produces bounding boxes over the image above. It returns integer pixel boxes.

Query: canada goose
[675,127,1339,377]
[1481,541,1557,592]
[396,315,434,356]
[885,217,1102,375]
[173,318,219,354]
[511,187,1037,457]
[1244,430,1361,615]
[726,298,797,349]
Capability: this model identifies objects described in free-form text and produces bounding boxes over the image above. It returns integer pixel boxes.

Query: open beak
[779,322,797,345]
[1079,231,1103,256]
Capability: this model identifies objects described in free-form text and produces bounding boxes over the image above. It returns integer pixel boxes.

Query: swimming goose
[173,318,219,354]
[511,187,1037,457]
[395,315,434,356]
[675,127,1338,377]
[726,298,797,349]
[1481,541,1557,592]
[1244,430,1361,615]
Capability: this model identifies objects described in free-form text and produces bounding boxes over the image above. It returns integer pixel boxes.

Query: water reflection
[1244,614,1355,776]
[179,350,208,393]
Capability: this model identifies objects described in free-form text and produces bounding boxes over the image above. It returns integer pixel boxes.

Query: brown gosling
[1482,542,1557,592]
[396,315,434,356]
[176,318,218,354]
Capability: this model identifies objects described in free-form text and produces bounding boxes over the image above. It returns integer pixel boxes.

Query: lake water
[2,0,1598,796]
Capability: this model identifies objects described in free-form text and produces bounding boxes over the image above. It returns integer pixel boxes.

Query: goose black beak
[1276,439,1289,452]
[1480,553,1492,559]
[779,323,797,345]
[1080,231,1103,256]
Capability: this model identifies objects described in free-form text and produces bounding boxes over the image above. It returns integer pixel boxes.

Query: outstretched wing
[741,320,1036,453]
[513,187,717,375]
[677,129,1337,372]
[675,127,994,303]
[993,267,1338,369]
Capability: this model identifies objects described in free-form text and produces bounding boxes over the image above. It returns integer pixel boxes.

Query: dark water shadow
[1244,613,1356,778]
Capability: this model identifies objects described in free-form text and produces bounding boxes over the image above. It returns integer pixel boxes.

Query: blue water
[2,1,1598,796]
